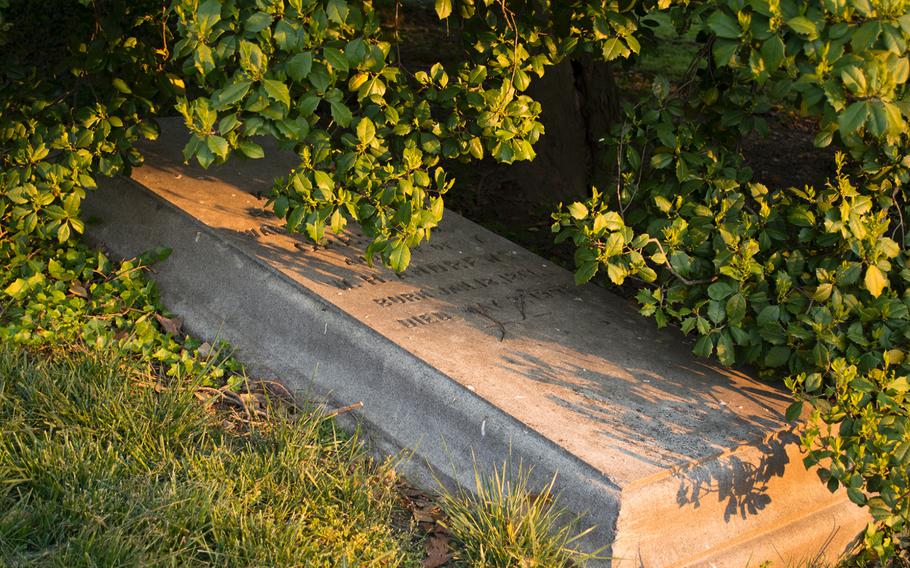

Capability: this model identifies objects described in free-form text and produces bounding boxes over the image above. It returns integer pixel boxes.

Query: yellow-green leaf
[864,265,888,297]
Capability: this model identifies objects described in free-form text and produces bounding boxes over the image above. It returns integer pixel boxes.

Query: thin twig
[323,401,364,419]
[890,186,906,244]
[648,238,715,286]
[626,139,648,216]
[615,123,625,215]
[466,305,507,341]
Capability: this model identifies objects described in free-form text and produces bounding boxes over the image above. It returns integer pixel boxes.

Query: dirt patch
[742,112,836,191]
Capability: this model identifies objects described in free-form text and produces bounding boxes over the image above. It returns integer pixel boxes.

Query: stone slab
[84,121,868,566]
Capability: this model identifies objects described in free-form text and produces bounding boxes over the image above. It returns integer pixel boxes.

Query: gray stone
[85,121,868,567]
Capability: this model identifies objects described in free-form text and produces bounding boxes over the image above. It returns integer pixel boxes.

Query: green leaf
[694,334,714,358]
[195,144,215,168]
[329,100,353,127]
[864,265,888,297]
[867,101,886,137]
[726,293,747,324]
[287,52,313,83]
[669,252,691,276]
[601,38,630,61]
[324,47,349,73]
[713,40,739,66]
[299,95,321,116]
[575,261,599,285]
[602,232,625,257]
[212,80,252,109]
[716,331,736,366]
[760,35,785,70]
[852,21,881,52]
[389,240,411,272]
[238,141,264,159]
[567,202,588,220]
[805,373,823,392]
[435,0,452,19]
[262,79,291,108]
[787,16,818,38]
[811,283,833,302]
[288,207,306,231]
[764,345,791,367]
[112,78,132,94]
[198,0,222,34]
[239,41,266,76]
[194,44,216,77]
[313,170,335,192]
[757,305,780,326]
[606,261,627,284]
[206,135,229,160]
[273,195,289,218]
[356,117,376,145]
[707,11,741,39]
[330,209,346,233]
[785,401,803,422]
[600,212,624,231]
[245,11,272,33]
[468,137,483,159]
[3,278,27,299]
[651,153,673,169]
[57,223,70,243]
[325,0,348,24]
[847,487,866,506]
[708,300,726,324]
[708,281,735,301]
[838,101,869,135]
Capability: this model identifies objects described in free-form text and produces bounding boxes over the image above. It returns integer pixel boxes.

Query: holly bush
[1,0,909,560]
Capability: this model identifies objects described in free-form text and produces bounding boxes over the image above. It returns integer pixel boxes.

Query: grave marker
[85,121,868,566]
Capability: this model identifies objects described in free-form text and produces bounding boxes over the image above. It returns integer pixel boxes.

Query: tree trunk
[502,57,619,207]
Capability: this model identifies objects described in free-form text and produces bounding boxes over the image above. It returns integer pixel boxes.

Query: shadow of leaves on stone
[671,430,795,521]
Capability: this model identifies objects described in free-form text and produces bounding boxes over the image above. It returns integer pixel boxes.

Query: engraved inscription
[397,311,455,328]
[249,208,272,218]
[437,268,539,295]
[331,273,388,290]
[260,223,286,236]
[507,285,567,304]
[373,289,435,308]
[241,223,288,240]
[395,252,507,280]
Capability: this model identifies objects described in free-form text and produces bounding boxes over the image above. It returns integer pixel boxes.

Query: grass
[635,13,701,81]
[0,340,599,567]
[439,462,603,567]
[0,342,422,567]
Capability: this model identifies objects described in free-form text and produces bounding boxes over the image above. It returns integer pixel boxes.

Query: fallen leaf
[422,530,451,568]
[155,313,183,335]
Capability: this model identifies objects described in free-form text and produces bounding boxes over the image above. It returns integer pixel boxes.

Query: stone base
[84,121,868,566]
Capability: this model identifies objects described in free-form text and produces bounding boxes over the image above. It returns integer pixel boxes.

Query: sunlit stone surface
[86,121,868,566]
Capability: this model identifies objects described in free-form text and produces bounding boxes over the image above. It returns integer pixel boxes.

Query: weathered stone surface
[85,121,868,566]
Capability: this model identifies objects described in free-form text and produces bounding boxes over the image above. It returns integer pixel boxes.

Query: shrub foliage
[1,0,909,559]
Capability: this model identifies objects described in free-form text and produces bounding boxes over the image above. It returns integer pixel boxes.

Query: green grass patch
[1,235,600,567]
[439,463,602,567]
[0,342,422,567]
[634,13,700,81]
